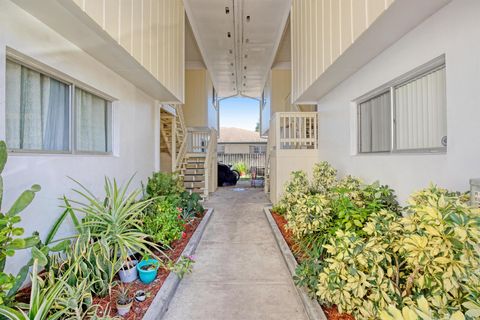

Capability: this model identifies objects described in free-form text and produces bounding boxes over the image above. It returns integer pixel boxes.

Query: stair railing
[174,105,188,172]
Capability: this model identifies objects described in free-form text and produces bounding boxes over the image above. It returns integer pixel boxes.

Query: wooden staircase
[183,153,207,197]
[160,107,216,200]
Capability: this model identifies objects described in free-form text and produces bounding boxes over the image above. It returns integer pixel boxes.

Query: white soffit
[11,0,180,103]
[295,0,452,104]
[184,0,291,99]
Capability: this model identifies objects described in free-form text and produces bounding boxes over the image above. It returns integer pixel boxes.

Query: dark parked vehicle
[218,163,240,186]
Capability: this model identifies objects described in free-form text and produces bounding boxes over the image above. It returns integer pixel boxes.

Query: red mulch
[93,212,205,319]
[270,211,355,320]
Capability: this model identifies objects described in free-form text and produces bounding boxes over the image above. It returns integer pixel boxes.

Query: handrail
[174,105,188,172]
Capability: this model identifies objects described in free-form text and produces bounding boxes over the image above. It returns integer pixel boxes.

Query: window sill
[8,150,117,158]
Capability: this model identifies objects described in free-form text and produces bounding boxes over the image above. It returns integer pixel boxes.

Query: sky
[219,97,260,131]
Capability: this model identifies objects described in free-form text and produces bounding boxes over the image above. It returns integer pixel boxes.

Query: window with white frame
[6,60,70,151]
[75,88,112,153]
[5,58,113,154]
[357,57,447,154]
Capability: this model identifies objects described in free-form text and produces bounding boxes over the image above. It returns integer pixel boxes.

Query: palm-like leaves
[66,176,164,270]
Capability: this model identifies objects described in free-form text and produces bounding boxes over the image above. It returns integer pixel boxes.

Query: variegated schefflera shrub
[317,186,480,320]
[277,162,480,320]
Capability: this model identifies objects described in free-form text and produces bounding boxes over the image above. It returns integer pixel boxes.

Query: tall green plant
[0,141,40,305]
[64,176,164,296]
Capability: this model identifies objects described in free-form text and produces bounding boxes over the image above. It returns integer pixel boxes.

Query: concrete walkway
[163,184,308,320]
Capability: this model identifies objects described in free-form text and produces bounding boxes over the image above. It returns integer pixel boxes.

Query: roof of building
[218,127,267,143]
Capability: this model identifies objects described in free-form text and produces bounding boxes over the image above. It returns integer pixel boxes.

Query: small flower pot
[119,260,138,283]
[116,301,133,316]
[135,290,146,302]
[137,259,159,284]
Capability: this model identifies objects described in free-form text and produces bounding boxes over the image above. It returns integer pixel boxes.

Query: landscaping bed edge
[142,207,214,320]
[263,206,327,320]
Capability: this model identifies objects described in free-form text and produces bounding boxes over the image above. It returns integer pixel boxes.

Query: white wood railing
[187,127,211,153]
[185,127,216,197]
[174,105,188,171]
[270,112,318,150]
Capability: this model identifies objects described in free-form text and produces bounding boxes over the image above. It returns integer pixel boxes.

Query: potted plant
[137,258,160,284]
[116,285,133,316]
[118,259,138,283]
[135,290,147,302]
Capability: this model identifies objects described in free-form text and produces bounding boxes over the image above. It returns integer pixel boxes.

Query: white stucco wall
[316,0,480,203]
[0,1,160,273]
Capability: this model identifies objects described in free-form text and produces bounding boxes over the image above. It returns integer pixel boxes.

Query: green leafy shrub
[145,172,184,198]
[142,198,184,246]
[0,141,40,305]
[179,191,204,220]
[278,161,480,319]
[315,185,480,320]
[276,170,310,215]
[232,162,248,176]
[311,161,337,194]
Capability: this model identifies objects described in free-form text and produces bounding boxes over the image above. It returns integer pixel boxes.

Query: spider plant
[0,248,68,320]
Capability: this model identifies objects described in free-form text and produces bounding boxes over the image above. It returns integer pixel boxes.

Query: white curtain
[359,91,391,153]
[76,88,111,152]
[395,67,447,150]
[5,60,69,151]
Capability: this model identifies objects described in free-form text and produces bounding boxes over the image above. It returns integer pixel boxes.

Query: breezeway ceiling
[184,0,291,99]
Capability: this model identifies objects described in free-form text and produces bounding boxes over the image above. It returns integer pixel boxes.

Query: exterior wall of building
[291,0,394,102]
[261,69,294,135]
[270,149,318,204]
[183,69,218,130]
[72,0,185,101]
[315,0,480,202]
[0,1,160,273]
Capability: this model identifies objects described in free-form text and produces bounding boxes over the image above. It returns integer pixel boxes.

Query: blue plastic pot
[137,259,159,284]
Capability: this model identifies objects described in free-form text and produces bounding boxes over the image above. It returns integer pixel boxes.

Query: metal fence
[217,153,266,171]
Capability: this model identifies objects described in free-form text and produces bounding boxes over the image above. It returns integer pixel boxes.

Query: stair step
[185,169,205,175]
[186,162,205,167]
[184,176,205,182]
[184,181,205,188]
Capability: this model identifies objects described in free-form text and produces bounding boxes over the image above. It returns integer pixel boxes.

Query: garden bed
[269,210,354,320]
[93,210,208,319]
